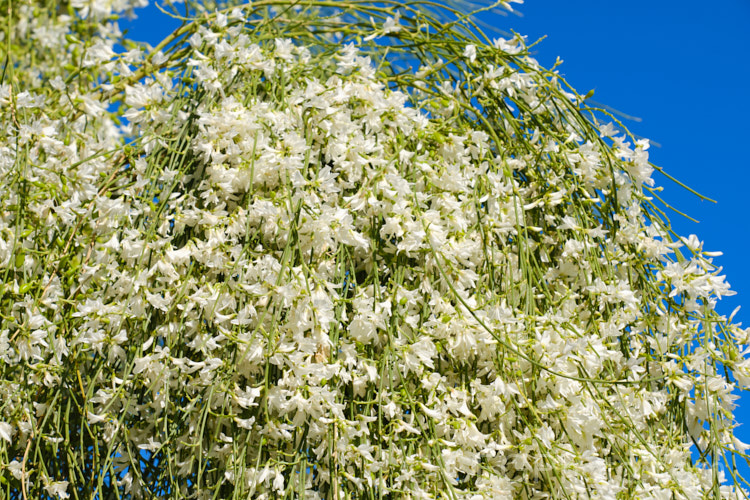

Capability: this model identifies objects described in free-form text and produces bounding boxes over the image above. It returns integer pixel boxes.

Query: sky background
[491,0,750,478]
[124,0,750,481]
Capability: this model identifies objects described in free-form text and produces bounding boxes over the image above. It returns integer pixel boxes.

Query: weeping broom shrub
[0,0,748,498]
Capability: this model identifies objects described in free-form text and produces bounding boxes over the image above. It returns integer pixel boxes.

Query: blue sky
[494,0,750,477]
[124,0,750,483]
[498,1,750,329]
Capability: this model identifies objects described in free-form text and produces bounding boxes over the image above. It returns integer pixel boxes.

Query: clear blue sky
[124,0,750,482]
[497,2,750,330]
[494,1,750,478]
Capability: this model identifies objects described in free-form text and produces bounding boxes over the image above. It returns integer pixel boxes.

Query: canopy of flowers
[0,0,748,498]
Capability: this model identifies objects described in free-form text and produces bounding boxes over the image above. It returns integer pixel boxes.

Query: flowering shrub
[0,0,748,498]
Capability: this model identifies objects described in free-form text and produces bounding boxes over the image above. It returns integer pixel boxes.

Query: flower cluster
[0,1,748,499]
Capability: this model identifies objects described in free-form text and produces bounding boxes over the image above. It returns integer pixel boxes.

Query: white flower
[0,422,12,443]
[137,437,162,452]
[275,38,294,61]
[492,36,523,55]
[382,12,401,34]
[44,480,70,499]
[463,44,477,63]
[87,411,107,425]
[7,460,22,480]
[365,12,401,41]
[273,470,285,493]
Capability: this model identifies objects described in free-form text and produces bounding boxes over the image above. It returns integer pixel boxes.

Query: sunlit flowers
[0,0,747,498]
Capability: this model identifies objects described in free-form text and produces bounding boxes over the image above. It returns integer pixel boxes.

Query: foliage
[0,0,748,498]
